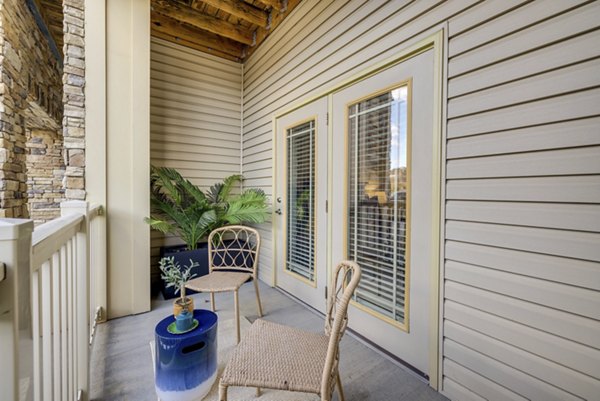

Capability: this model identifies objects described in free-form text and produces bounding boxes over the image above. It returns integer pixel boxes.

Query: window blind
[286,121,316,281]
[348,86,409,325]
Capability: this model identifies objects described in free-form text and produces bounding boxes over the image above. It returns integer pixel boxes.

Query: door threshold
[274,286,429,383]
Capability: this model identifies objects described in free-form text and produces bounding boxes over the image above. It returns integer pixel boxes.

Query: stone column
[62,0,86,201]
[0,0,63,218]
[0,5,27,218]
[26,129,65,224]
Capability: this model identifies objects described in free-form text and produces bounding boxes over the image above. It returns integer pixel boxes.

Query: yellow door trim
[271,29,446,389]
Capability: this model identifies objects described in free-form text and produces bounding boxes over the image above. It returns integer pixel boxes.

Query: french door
[330,49,436,375]
[274,48,438,377]
[274,97,328,312]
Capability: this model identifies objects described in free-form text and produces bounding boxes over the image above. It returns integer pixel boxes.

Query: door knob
[274,209,282,215]
[276,197,282,203]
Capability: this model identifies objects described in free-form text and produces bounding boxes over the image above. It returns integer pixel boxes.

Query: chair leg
[234,290,240,343]
[336,373,345,401]
[210,292,216,312]
[253,279,263,317]
[256,387,261,397]
[218,382,228,401]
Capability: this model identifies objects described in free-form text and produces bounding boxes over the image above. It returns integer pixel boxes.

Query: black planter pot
[159,243,209,300]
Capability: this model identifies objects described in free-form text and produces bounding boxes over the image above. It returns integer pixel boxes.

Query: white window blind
[286,121,316,281]
[348,86,409,325]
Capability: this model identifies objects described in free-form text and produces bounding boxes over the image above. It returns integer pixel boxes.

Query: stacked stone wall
[0,0,63,218]
[26,129,65,223]
[62,0,85,201]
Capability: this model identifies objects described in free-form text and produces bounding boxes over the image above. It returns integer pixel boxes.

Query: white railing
[0,201,106,401]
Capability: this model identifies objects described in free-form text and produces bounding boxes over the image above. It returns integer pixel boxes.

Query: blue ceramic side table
[155,309,218,401]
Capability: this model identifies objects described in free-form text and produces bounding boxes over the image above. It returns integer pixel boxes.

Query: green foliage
[206,174,243,206]
[145,165,215,250]
[295,189,311,220]
[158,256,198,301]
[146,166,269,249]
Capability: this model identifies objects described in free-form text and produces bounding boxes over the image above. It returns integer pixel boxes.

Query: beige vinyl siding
[150,37,242,283]
[241,0,600,399]
[444,1,600,399]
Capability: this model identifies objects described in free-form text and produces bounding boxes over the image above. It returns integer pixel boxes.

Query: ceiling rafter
[246,0,301,60]
[152,0,255,46]
[151,11,244,61]
[149,0,303,62]
[192,0,269,28]
[34,0,64,51]
[254,0,283,12]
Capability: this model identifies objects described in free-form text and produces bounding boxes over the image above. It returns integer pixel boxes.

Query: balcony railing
[0,201,106,401]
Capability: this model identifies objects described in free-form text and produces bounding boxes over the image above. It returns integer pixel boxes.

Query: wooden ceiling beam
[152,0,255,46]
[254,0,283,12]
[33,0,63,51]
[246,0,300,60]
[151,11,244,59]
[193,0,269,28]
[39,0,62,11]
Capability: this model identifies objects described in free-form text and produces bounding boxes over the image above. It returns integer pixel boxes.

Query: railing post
[89,205,107,324]
[0,218,34,401]
[61,201,90,401]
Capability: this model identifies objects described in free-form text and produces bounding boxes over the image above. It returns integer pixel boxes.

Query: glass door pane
[286,120,316,282]
[348,85,410,327]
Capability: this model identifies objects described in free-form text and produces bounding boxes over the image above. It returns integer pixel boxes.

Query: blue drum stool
[155,309,218,401]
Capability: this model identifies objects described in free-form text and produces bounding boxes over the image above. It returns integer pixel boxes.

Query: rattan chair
[218,260,362,401]
[185,225,263,343]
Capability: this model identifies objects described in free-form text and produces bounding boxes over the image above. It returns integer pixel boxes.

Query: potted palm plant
[146,166,269,299]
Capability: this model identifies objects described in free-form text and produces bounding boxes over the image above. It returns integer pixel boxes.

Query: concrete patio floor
[90,281,449,401]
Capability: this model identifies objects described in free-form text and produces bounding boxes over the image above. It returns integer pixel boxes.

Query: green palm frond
[147,166,268,250]
[205,182,223,204]
[144,217,175,234]
[150,166,185,206]
[223,204,269,224]
[219,174,243,201]
[222,188,269,225]
[180,179,208,206]
[206,174,242,204]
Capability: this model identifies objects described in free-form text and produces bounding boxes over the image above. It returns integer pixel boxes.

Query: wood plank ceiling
[34,0,64,52]
[33,0,300,63]
[151,0,303,62]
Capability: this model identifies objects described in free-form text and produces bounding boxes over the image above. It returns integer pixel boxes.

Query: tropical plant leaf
[223,189,269,224]
[205,182,223,204]
[180,179,207,206]
[151,166,185,206]
[144,217,175,234]
[218,174,243,202]
[147,166,269,250]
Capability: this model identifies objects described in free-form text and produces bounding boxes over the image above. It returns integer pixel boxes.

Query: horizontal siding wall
[241,0,484,283]
[241,0,600,399]
[445,1,600,400]
[150,37,242,284]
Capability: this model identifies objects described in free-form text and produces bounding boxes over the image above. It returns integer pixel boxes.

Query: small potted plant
[159,256,198,319]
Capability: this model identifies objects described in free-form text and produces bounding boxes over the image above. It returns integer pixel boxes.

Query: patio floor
[89,281,449,401]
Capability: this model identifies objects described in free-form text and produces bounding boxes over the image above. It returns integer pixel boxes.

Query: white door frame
[274,100,329,312]
[271,29,446,388]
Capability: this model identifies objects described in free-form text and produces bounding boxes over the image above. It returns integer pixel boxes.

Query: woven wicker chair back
[321,260,362,399]
[208,225,261,278]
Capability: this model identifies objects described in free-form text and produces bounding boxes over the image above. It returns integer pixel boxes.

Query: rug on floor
[151,316,319,401]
